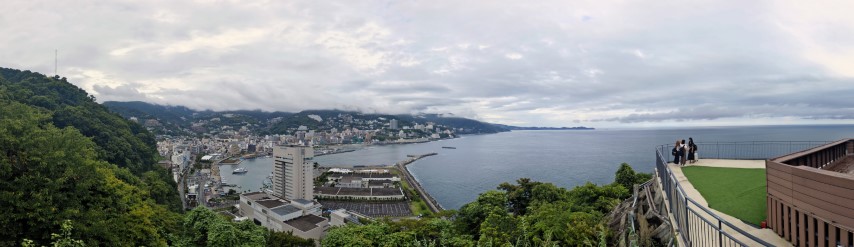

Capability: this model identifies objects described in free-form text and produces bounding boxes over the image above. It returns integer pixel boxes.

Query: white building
[389,119,398,130]
[272,146,315,201]
[239,192,328,241]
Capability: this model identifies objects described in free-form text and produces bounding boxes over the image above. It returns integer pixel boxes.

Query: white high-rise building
[272,146,315,201]
[389,119,398,130]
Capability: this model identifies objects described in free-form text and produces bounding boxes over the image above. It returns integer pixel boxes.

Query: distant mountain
[493,124,595,131]
[103,101,509,135]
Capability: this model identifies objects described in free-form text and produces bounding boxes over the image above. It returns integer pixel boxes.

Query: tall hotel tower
[272,145,314,201]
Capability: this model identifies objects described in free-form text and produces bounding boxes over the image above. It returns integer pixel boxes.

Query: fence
[655,141,830,247]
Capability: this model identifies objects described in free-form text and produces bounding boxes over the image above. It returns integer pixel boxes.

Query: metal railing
[657,141,830,161]
[655,141,830,247]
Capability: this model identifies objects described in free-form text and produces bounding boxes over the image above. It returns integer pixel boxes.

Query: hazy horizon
[4,1,854,128]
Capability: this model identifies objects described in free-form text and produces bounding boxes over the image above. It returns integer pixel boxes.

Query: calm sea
[222,125,854,209]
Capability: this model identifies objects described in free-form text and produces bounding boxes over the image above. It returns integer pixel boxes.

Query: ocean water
[226,125,854,209]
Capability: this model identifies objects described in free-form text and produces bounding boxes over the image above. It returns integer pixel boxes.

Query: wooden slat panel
[783,205,795,243]
[768,196,774,230]
[819,220,826,247]
[842,228,850,247]
[768,175,793,192]
[792,166,854,190]
[795,184,854,211]
[771,198,778,234]
[768,167,794,182]
[809,214,815,247]
[830,224,837,247]
[793,190,854,220]
[768,160,795,172]
[769,186,794,203]
[792,180,854,213]
[791,196,854,229]
[800,211,806,247]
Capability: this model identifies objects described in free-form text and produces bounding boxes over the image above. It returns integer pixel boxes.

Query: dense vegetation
[0,68,316,246]
[323,163,652,246]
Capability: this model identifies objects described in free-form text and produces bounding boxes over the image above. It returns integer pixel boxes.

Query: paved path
[666,160,791,247]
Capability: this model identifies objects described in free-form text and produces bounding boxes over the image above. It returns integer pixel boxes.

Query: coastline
[395,153,443,213]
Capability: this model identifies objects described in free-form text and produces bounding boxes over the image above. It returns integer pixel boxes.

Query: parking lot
[319,200,412,217]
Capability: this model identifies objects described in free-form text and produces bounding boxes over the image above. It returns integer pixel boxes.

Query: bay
[225,125,854,210]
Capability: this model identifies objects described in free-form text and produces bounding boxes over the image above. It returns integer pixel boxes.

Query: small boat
[232,167,248,174]
[442,146,457,149]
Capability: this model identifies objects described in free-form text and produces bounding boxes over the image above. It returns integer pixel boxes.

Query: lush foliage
[681,166,766,225]
[0,68,182,246]
[0,100,182,246]
[324,164,652,247]
[614,163,653,191]
[0,68,180,211]
[175,207,313,247]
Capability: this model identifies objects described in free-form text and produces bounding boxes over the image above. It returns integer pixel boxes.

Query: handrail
[654,142,789,247]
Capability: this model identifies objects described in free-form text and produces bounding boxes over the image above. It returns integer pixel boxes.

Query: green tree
[614,163,652,191]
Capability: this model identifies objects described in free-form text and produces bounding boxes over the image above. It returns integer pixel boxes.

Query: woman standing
[680,139,687,166]
[688,137,700,164]
[688,137,698,164]
[672,140,681,164]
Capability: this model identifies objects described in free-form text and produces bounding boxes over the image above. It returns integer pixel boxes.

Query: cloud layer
[3,0,854,127]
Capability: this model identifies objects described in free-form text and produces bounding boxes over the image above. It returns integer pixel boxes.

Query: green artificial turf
[681,166,766,226]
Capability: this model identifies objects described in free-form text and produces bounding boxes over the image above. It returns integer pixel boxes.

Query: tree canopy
[324,164,652,247]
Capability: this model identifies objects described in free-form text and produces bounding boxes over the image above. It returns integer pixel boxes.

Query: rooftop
[256,199,286,209]
[315,187,403,197]
[242,191,273,201]
[284,214,326,232]
[270,205,301,215]
[292,199,313,205]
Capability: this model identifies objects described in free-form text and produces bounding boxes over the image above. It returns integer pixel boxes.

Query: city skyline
[3,1,854,128]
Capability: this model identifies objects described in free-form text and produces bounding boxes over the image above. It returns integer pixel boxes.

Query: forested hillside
[104,101,508,135]
[0,68,314,246]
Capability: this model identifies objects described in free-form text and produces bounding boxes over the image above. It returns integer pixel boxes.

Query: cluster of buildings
[314,169,405,201]
[237,145,372,242]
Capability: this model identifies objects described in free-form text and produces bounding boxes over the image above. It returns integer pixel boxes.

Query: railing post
[718,219,723,247]
[685,197,690,241]
[717,142,720,159]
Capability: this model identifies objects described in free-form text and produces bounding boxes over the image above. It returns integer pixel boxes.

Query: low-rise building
[314,187,405,201]
[239,192,328,241]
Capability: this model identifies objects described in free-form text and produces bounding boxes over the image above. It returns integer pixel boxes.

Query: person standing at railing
[680,140,688,166]
[688,137,698,164]
[672,140,681,165]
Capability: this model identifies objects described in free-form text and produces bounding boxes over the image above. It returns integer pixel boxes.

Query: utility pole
[54,49,58,77]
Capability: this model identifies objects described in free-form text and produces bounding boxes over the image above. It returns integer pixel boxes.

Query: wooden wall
[767,143,854,247]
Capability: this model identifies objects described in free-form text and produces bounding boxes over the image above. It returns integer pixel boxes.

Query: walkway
[667,159,790,247]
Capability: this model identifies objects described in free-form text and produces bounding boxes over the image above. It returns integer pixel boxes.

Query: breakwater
[396,153,443,213]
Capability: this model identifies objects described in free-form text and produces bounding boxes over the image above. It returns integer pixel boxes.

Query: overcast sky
[3,0,854,127]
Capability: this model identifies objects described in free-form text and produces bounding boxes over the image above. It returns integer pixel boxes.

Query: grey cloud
[3,1,854,127]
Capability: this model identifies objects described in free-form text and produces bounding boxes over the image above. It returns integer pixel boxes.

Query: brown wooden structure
[767,139,854,247]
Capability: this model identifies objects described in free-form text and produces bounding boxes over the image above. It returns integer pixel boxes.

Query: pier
[395,153,443,213]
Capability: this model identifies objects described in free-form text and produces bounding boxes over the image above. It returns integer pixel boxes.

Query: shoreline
[395,153,443,213]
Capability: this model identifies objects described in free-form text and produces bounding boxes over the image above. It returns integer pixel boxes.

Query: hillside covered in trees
[103,101,510,136]
[0,68,313,246]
